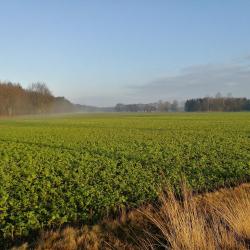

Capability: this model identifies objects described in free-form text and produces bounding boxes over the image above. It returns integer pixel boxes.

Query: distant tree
[0,82,28,116]
[144,104,156,112]
[0,81,78,116]
[215,92,222,98]
[185,96,250,112]
[29,82,52,96]
[158,100,171,112]
[171,100,179,112]
[28,82,53,113]
[51,97,76,113]
[244,99,250,110]
[115,103,125,112]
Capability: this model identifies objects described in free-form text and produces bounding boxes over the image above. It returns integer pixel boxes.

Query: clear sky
[0,1,250,106]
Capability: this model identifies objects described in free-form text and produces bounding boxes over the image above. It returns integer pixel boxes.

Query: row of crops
[0,113,249,241]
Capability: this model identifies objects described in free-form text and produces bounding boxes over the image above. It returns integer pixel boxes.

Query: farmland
[0,112,250,242]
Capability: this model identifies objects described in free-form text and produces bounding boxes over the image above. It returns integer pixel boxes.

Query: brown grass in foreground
[141,184,250,250]
[12,184,250,250]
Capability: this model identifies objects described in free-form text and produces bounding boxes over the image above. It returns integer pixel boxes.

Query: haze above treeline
[0,81,250,116]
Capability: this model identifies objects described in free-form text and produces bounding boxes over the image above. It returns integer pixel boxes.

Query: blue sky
[0,1,250,106]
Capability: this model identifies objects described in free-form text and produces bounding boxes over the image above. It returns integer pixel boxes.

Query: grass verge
[12,184,250,250]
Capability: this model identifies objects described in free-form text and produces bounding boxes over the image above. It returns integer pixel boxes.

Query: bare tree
[28,82,53,113]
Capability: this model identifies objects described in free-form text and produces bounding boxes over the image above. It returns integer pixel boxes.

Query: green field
[0,113,250,239]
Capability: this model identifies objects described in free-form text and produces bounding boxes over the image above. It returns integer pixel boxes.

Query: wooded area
[1,81,250,115]
[185,97,250,112]
[114,100,181,112]
[0,81,75,116]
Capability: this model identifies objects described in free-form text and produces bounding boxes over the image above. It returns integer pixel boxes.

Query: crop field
[0,113,250,241]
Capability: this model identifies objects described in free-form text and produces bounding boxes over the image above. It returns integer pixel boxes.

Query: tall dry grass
[206,184,250,241]
[142,184,250,250]
[12,184,250,250]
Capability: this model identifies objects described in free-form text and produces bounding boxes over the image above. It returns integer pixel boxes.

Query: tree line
[116,94,250,113]
[1,81,250,115]
[115,100,181,112]
[185,95,250,112]
[0,81,76,116]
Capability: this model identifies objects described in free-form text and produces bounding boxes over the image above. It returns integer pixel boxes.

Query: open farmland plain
[0,113,250,244]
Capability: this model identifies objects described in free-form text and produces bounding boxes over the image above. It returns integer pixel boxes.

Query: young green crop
[0,112,249,243]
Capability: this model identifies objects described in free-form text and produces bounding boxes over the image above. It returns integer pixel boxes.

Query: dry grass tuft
[34,225,102,250]
[141,184,250,250]
[205,184,250,241]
